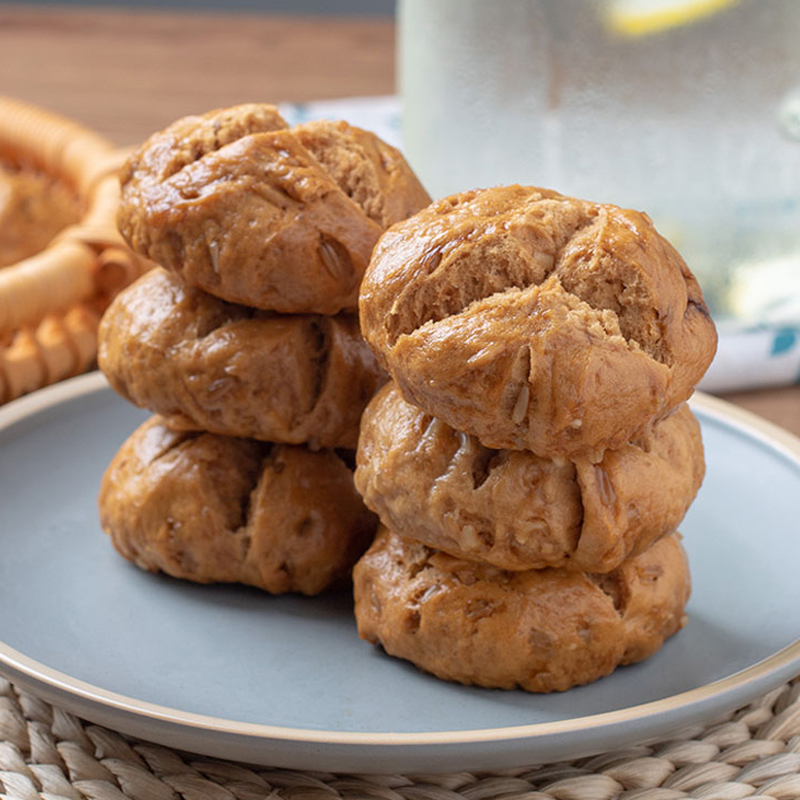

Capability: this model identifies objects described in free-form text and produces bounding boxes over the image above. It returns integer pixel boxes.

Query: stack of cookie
[97,104,430,595]
[353,185,718,691]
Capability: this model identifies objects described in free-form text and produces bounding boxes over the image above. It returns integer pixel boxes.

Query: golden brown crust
[293,119,431,229]
[117,105,430,314]
[0,166,79,267]
[98,268,386,448]
[359,185,717,458]
[355,383,704,572]
[98,416,378,595]
[353,526,690,692]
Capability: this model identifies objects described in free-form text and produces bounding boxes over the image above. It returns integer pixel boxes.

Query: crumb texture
[359,185,717,457]
[0,166,79,267]
[99,416,377,595]
[353,527,690,692]
[98,268,386,448]
[356,383,704,572]
[117,104,430,314]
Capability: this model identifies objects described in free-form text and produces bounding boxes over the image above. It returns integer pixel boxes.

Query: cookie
[353,526,690,692]
[360,185,717,458]
[356,383,704,572]
[99,417,377,595]
[117,104,430,314]
[292,119,431,230]
[98,268,386,448]
[0,166,78,267]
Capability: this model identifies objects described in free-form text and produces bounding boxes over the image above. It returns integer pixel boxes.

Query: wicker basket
[0,96,148,405]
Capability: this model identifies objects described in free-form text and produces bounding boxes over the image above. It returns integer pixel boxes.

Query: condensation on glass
[399,0,800,326]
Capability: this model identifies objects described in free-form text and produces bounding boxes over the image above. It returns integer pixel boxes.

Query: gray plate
[0,372,799,773]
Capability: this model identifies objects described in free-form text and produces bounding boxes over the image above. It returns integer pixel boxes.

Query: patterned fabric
[701,325,800,393]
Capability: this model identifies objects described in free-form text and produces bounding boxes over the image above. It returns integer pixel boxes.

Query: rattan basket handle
[0,96,141,335]
[0,95,114,194]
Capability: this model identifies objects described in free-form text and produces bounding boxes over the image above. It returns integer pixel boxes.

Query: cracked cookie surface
[0,166,79,267]
[356,383,704,572]
[353,526,690,692]
[99,268,386,448]
[117,104,430,314]
[359,185,717,458]
[98,416,377,595]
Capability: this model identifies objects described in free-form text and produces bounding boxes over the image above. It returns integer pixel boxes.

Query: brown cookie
[356,383,704,572]
[117,104,430,314]
[98,268,386,448]
[353,526,690,692]
[292,119,431,230]
[98,416,378,595]
[0,166,79,267]
[360,185,717,459]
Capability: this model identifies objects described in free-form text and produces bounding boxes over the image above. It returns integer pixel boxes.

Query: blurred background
[0,0,397,145]
[1,0,798,426]
[10,0,396,11]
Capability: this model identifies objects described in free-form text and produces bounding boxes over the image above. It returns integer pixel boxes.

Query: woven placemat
[1,676,799,800]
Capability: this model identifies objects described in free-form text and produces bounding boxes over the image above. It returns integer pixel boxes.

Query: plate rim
[1,372,799,762]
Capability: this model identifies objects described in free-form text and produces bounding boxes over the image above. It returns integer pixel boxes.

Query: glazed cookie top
[118,104,430,314]
[0,166,79,267]
[99,416,377,595]
[353,527,690,692]
[360,185,717,458]
[99,268,385,449]
[356,383,704,573]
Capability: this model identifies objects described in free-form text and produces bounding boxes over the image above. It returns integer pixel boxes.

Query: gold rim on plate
[0,374,798,771]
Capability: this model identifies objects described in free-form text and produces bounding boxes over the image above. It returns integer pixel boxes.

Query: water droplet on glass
[778,89,800,141]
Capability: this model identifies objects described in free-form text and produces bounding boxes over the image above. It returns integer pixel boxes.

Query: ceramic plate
[0,372,799,773]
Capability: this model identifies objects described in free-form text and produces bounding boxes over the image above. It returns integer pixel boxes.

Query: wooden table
[0,4,395,146]
[1,3,797,437]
